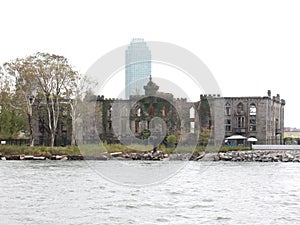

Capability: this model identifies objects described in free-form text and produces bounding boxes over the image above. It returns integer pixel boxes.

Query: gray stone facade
[79,78,285,146]
[33,77,285,147]
[88,78,197,145]
[32,100,72,146]
[210,90,285,145]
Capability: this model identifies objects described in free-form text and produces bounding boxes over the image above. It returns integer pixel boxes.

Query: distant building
[125,38,151,99]
[284,127,300,138]
[284,127,300,144]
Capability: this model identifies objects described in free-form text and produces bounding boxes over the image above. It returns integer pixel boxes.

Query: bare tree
[65,75,97,146]
[29,53,79,147]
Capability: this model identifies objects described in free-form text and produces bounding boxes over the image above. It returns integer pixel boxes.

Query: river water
[0,161,299,225]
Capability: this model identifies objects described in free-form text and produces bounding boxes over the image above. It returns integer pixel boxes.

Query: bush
[198,128,211,146]
[166,135,177,147]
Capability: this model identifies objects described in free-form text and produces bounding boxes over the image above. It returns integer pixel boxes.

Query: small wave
[190,204,211,209]
[216,216,232,221]
[156,218,169,222]
[126,204,138,209]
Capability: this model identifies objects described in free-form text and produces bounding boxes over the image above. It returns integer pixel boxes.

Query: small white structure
[226,135,247,140]
[247,137,258,142]
[225,135,247,146]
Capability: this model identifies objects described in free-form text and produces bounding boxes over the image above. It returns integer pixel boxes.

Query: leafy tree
[0,66,27,139]
[4,53,79,147]
[3,58,40,146]
[0,105,27,139]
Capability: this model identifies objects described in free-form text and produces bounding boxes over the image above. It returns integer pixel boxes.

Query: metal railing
[0,139,30,146]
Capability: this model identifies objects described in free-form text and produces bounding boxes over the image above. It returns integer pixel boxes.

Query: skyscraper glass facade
[125,38,151,99]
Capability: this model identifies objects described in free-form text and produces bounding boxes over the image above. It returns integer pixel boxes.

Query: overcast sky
[1,0,300,128]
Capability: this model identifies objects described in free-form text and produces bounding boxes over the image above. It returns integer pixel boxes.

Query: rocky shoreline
[213,150,300,162]
[1,150,300,162]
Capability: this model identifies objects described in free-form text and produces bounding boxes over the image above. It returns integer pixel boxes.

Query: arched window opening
[135,107,141,117]
[249,117,256,131]
[135,121,140,133]
[149,104,154,116]
[225,119,231,131]
[190,122,195,133]
[162,105,167,116]
[225,103,231,116]
[107,106,112,118]
[249,103,256,131]
[237,102,244,113]
[190,107,195,119]
[236,116,245,128]
[249,104,256,116]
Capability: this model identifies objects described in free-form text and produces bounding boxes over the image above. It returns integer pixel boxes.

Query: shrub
[166,135,177,148]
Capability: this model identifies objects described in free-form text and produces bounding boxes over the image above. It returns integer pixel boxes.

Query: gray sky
[1,0,300,128]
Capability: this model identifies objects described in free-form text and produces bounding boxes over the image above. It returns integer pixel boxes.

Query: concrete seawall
[252,145,300,150]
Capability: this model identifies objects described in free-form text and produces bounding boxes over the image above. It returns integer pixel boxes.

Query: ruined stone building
[33,77,285,146]
[32,99,73,146]
[77,78,285,146]
[79,77,202,146]
[210,90,285,145]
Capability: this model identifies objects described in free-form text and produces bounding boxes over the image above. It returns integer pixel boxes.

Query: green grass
[218,146,251,152]
[0,144,251,157]
[0,145,81,156]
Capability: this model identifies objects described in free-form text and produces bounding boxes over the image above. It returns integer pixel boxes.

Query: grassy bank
[0,144,251,156]
[0,145,81,156]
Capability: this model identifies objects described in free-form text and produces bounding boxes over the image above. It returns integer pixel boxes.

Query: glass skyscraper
[125,38,151,99]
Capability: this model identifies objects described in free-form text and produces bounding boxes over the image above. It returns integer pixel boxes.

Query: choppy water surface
[0,161,299,224]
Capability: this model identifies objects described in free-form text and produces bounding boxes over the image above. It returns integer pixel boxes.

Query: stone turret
[144,75,159,96]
